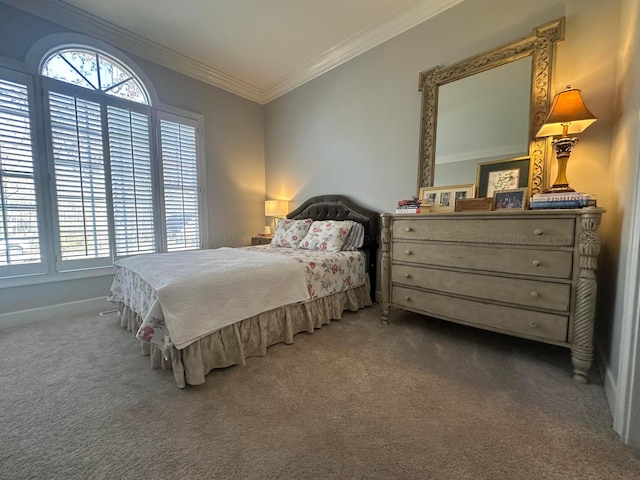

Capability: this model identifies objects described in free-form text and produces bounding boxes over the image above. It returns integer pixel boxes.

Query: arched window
[39,45,157,268]
[0,35,205,282]
[41,47,149,104]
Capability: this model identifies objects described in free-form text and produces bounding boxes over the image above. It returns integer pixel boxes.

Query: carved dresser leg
[571,211,601,382]
[380,213,392,325]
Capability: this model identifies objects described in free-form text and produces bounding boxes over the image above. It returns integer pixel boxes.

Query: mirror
[417,18,565,195]
[434,58,531,185]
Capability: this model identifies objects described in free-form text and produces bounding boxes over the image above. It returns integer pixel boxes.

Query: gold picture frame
[419,184,476,212]
[476,156,532,199]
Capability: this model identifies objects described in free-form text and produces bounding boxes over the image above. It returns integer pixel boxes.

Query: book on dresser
[395,198,430,214]
[529,192,596,209]
[379,208,605,383]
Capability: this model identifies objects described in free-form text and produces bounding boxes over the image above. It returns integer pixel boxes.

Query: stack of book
[529,192,596,209]
[395,198,426,214]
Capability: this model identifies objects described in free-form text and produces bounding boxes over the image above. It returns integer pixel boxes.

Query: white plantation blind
[49,92,110,261]
[0,76,41,267]
[0,42,207,283]
[160,118,200,251]
[107,106,155,256]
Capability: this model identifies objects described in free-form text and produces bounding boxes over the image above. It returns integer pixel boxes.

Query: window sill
[0,265,115,289]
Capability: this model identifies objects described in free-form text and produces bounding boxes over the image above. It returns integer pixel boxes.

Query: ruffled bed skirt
[117,283,371,388]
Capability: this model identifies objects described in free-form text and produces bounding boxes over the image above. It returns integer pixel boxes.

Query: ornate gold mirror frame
[417,18,565,194]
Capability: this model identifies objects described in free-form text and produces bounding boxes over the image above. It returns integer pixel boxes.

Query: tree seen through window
[41,49,149,105]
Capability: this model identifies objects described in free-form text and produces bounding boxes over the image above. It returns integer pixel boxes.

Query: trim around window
[0,265,115,289]
[0,34,207,287]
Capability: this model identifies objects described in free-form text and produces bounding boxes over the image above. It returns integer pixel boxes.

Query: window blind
[49,92,110,261]
[107,106,155,256]
[0,44,206,283]
[0,77,40,266]
[160,119,200,251]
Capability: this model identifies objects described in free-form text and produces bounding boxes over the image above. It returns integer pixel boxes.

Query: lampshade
[536,86,597,137]
[264,200,288,217]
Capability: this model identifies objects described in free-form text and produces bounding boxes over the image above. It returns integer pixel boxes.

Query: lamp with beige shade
[536,86,597,193]
[264,200,289,234]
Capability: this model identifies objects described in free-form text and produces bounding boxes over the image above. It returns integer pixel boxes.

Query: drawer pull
[404,250,412,256]
[530,291,539,298]
[532,260,541,267]
[534,229,544,236]
[403,273,411,278]
[405,296,411,301]
[529,322,538,328]
[405,227,413,232]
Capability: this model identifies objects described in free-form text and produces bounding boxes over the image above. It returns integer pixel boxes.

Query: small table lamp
[264,200,289,232]
[536,85,597,193]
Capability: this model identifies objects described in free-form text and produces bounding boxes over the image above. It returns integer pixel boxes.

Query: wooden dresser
[380,208,604,382]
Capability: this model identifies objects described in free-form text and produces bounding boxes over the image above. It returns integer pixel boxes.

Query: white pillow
[342,222,365,250]
[297,220,353,252]
[270,218,313,248]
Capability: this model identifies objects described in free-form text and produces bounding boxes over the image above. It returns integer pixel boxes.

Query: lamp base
[544,184,575,194]
[546,136,579,194]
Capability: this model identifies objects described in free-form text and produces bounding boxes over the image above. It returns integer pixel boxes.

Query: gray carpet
[1,304,639,480]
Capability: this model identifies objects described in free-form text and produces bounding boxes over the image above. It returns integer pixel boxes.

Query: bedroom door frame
[613,113,640,448]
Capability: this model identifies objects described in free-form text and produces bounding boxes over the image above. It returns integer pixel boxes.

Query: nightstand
[251,235,272,246]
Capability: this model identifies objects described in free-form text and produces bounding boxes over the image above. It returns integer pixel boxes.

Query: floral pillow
[298,220,353,252]
[270,218,313,248]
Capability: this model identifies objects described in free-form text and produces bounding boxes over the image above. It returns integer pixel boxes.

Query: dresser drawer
[392,218,575,246]
[392,265,571,311]
[392,242,573,279]
[393,286,568,342]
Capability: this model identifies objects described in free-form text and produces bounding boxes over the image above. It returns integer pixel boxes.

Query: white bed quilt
[109,247,310,349]
[108,246,367,352]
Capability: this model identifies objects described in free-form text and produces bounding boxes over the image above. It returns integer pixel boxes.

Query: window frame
[40,46,151,105]
[0,34,207,287]
[156,109,208,252]
[42,75,159,270]
[107,102,158,259]
[0,66,47,279]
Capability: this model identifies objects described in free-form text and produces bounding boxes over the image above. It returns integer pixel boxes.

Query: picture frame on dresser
[476,156,531,198]
[419,184,476,212]
[493,188,528,210]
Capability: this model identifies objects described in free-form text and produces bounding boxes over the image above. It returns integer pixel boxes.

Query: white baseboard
[596,339,618,418]
[0,297,114,330]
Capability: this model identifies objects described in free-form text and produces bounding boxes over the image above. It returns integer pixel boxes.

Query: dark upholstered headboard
[287,195,379,301]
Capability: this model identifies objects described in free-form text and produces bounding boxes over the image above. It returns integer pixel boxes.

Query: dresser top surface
[383,207,605,220]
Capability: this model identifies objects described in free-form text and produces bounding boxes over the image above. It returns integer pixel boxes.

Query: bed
[107,195,379,388]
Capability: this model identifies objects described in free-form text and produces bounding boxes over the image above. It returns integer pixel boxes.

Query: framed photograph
[419,184,476,212]
[476,156,531,198]
[493,188,528,210]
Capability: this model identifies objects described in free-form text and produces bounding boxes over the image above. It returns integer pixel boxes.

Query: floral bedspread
[247,245,367,298]
[107,246,367,353]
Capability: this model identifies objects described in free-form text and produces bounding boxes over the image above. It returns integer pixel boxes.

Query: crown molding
[261,0,464,102]
[1,0,264,102]
[2,0,463,104]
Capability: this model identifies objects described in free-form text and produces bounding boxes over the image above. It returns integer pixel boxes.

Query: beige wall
[264,0,638,442]
[265,0,619,213]
[608,0,640,445]
[264,0,621,297]
[606,0,640,369]
[133,56,266,249]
